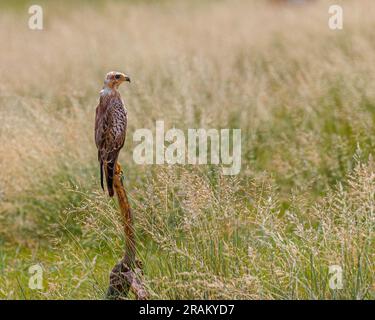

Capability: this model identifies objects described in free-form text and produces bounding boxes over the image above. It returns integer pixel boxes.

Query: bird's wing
[95,107,100,148]
[95,95,127,160]
[95,97,106,151]
[105,99,127,156]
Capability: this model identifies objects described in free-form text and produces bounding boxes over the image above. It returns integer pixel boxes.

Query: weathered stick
[106,163,148,300]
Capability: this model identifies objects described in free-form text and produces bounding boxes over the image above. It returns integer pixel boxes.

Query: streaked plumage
[95,71,130,197]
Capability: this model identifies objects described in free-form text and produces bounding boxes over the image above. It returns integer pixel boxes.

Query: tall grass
[0,0,374,299]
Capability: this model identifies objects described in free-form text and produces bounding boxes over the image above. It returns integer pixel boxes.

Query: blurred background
[0,0,374,299]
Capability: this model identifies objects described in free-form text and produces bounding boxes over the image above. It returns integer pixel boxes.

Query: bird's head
[103,71,131,89]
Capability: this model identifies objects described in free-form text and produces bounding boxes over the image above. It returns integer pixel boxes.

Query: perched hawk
[95,71,131,197]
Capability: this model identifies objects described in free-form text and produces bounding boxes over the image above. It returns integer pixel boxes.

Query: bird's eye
[115,74,121,80]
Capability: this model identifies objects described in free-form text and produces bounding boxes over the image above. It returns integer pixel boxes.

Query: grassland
[0,0,374,299]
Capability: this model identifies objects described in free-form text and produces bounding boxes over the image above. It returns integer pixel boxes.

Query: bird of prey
[95,71,131,197]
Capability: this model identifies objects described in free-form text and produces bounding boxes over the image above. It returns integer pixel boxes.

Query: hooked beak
[124,75,131,83]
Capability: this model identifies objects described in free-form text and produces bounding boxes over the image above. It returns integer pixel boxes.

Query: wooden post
[106,163,148,300]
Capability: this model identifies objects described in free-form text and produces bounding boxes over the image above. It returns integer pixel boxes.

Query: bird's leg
[115,162,122,176]
[115,162,125,183]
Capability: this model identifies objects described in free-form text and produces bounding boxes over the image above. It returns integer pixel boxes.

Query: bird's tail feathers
[100,160,104,191]
[106,160,116,197]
